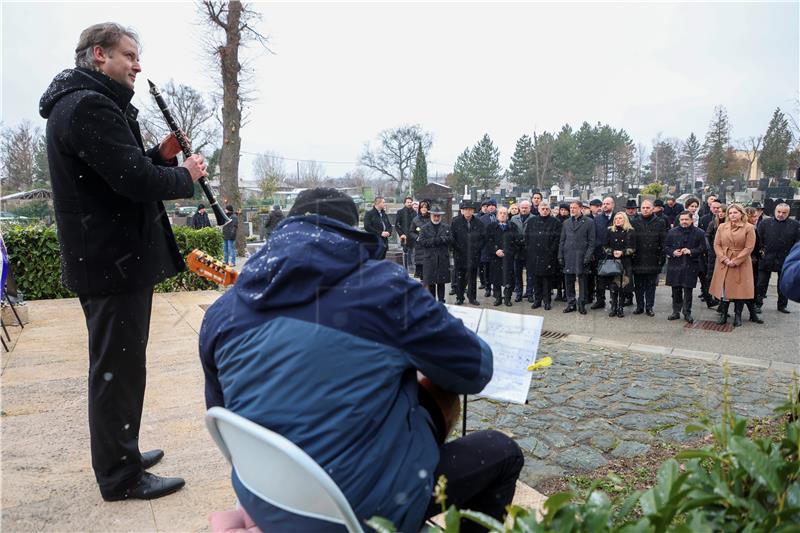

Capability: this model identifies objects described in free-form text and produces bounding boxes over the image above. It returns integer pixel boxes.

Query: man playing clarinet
[39,22,207,501]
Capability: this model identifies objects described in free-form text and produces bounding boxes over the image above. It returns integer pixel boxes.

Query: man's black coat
[39,68,194,296]
[758,217,800,272]
[664,225,706,288]
[364,206,393,248]
[524,215,562,276]
[451,214,485,269]
[632,214,668,274]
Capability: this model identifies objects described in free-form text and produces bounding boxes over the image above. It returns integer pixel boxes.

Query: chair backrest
[205,407,364,533]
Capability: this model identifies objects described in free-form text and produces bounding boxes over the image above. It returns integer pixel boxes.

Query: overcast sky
[2,1,798,180]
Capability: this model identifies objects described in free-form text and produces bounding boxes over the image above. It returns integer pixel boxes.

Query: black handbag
[597,258,623,277]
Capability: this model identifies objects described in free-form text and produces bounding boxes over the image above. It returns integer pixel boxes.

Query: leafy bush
[154,226,223,293]
[641,182,665,197]
[368,381,800,533]
[9,198,54,220]
[2,223,223,299]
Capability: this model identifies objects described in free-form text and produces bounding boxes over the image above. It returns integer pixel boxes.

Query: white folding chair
[205,406,365,533]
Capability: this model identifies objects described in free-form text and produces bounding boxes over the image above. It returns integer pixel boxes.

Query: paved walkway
[1,290,796,531]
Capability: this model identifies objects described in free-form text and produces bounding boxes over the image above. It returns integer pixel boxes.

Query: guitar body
[186,249,239,287]
[417,372,461,444]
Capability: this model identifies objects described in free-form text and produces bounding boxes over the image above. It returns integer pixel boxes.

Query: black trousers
[756,269,788,309]
[671,286,693,315]
[479,261,489,287]
[513,259,534,296]
[428,283,446,302]
[424,430,524,533]
[634,273,658,310]
[564,273,588,305]
[456,265,479,301]
[594,274,608,303]
[532,274,552,305]
[78,286,153,496]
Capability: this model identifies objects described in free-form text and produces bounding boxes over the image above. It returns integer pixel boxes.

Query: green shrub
[368,380,800,533]
[2,223,224,299]
[154,226,223,293]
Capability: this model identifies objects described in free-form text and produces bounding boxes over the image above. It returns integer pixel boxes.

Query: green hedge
[2,223,224,299]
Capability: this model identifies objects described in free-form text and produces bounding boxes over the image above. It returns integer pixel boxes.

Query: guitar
[186,249,239,287]
[417,372,461,444]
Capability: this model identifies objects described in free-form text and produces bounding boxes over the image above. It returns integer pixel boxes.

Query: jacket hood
[235,215,384,311]
[39,68,135,119]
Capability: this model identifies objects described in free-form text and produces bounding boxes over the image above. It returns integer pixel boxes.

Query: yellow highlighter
[527,356,552,372]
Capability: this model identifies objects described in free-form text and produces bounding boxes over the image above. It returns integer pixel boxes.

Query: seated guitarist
[199,188,523,532]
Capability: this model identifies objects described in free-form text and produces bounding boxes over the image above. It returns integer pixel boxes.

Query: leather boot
[609,291,618,317]
[617,302,625,318]
[716,301,730,324]
[746,301,763,323]
[503,287,512,307]
[733,301,743,327]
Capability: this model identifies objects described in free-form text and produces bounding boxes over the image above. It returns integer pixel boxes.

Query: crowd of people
[365,193,800,326]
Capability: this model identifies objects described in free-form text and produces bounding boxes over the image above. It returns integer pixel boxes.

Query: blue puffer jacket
[199,214,493,532]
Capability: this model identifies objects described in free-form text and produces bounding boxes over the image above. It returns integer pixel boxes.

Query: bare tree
[532,131,555,190]
[298,160,325,187]
[140,80,219,153]
[736,135,763,182]
[359,124,432,194]
[0,121,39,193]
[252,151,286,199]
[199,0,270,247]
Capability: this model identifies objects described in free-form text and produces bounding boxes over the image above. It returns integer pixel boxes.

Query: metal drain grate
[541,329,569,339]
[684,320,733,333]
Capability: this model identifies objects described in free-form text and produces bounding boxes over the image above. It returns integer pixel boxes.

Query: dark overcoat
[559,216,596,275]
[485,221,520,286]
[410,214,430,265]
[757,217,800,272]
[524,215,562,276]
[451,215,485,270]
[364,207,392,249]
[417,222,452,285]
[603,228,636,291]
[631,214,667,274]
[664,225,706,288]
[38,68,194,296]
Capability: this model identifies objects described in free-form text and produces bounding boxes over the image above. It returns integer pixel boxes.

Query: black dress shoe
[484,289,492,297]
[778,307,791,314]
[590,301,605,310]
[563,305,576,313]
[455,299,464,305]
[141,449,164,470]
[493,298,502,306]
[645,308,655,317]
[684,314,693,324]
[578,304,587,315]
[543,302,552,310]
[667,312,681,320]
[514,294,522,302]
[469,299,480,306]
[103,472,185,501]
[527,295,534,303]
[633,308,644,315]
[531,302,541,309]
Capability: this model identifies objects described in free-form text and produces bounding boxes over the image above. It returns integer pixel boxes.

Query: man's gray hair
[75,23,139,69]
[776,203,790,210]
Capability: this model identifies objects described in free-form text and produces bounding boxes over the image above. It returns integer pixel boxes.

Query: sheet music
[445,305,543,404]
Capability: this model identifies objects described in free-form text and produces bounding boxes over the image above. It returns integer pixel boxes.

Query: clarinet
[147,80,230,226]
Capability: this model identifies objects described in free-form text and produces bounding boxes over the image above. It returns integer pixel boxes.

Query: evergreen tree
[469,134,502,193]
[507,134,535,188]
[453,147,473,193]
[761,107,793,180]
[703,105,733,185]
[648,139,681,185]
[411,140,428,194]
[32,135,50,189]
[681,132,703,189]
[574,122,598,186]
[552,124,579,186]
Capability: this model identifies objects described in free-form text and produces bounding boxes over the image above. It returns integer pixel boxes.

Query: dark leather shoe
[633,308,644,315]
[667,312,680,320]
[141,449,164,470]
[563,305,576,313]
[493,298,502,306]
[543,302,552,310]
[778,307,791,314]
[645,308,655,317]
[469,299,480,306]
[103,472,185,501]
[514,294,522,302]
[608,309,616,317]
[590,301,605,310]
[531,302,541,309]
[527,295,535,303]
[578,304,587,315]
[455,299,464,305]
[617,308,625,318]
[484,289,492,297]
[684,314,694,324]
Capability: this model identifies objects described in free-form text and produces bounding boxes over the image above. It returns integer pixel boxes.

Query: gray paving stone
[615,413,677,431]
[543,432,574,448]
[555,446,608,470]
[516,436,552,459]
[623,386,664,401]
[589,433,617,452]
[611,441,651,458]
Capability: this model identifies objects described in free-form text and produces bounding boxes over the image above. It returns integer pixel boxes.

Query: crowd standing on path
[380,193,799,328]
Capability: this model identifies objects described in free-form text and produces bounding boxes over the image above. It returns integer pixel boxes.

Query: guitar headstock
[186,249,238,287]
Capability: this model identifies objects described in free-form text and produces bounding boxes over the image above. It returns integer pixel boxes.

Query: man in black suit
[451,200,486,305]
[39,22,207,501]
[364,196,393,259]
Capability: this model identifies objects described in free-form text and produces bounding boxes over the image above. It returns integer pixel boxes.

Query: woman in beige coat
[710,204,756,327]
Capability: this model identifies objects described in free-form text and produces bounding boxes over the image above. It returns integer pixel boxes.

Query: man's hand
[182,154,208,182]
[674,249,683,257]
[381,231,390,238]
[158,132,188,161]
[400,234,407,243]
[496,249,504,257]
[682,248,691,255]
